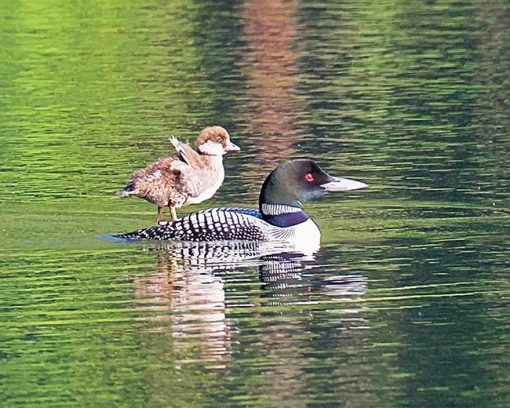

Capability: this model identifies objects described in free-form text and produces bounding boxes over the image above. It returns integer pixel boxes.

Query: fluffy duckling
[118,126,239,224]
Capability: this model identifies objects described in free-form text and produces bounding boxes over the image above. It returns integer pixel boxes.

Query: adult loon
[118,126,240,224]
[114,159,367,248]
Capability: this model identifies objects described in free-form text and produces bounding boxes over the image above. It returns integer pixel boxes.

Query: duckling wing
[132,157,183,182]
[126,157,187,202]
[169,137,202,168]
[144,160,212,201]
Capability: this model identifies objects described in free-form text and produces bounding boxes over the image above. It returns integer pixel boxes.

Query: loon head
[259,159,367,221]
[196,126,240,156]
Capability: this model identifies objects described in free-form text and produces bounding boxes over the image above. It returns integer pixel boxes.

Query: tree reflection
[240,0,307,170]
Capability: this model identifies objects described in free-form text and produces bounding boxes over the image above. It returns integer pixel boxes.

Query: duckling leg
[156,207,165,224]
[168,204,177,221]
[169,205,178,221]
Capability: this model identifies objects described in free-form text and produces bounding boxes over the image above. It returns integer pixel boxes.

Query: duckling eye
[305,173,314,182]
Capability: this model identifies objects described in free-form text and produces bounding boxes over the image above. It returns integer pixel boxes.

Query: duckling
[118,126,239,224]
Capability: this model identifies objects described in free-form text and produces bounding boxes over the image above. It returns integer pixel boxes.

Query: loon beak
[321,177,368,192]
[225,141,240,152]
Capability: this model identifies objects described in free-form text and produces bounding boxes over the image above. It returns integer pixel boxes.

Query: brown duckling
[118,126,239,224]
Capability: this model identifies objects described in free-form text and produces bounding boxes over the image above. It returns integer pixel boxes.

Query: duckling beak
[225,141,240,152]
[321,177,368,192]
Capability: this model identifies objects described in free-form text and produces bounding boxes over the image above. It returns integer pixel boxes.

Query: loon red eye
[305,173,314,182]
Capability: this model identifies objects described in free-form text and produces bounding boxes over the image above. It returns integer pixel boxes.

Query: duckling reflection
[134,248,232,367]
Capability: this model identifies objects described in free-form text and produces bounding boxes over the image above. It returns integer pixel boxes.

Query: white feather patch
[147,170,162,182]
[198,140,225,156]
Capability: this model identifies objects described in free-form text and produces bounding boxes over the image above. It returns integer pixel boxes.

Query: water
[1,0,509,406]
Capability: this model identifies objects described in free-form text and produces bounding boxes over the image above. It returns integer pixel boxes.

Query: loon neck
[260,203,309,227]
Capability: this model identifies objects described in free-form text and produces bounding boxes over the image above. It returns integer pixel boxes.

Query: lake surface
[1,0,509,406]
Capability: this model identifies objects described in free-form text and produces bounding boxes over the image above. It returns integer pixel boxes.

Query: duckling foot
[156,207,165,225]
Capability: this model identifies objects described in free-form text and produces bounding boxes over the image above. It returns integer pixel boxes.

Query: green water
[1,0,509,406]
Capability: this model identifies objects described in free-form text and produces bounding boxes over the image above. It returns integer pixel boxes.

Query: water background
[1,1,509,406]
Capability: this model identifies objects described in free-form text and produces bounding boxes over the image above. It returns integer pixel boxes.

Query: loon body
[118,126,239,224]
[117,207,320,243]
[115,159,367,248]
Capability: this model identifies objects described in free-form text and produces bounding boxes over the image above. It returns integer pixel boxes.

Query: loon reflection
[134,240,368,367]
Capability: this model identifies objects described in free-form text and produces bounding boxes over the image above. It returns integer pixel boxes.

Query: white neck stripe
[261,203,301,215]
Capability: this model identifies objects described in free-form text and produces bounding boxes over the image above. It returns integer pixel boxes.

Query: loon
[114,159,367,248]
[118,126,240,224]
